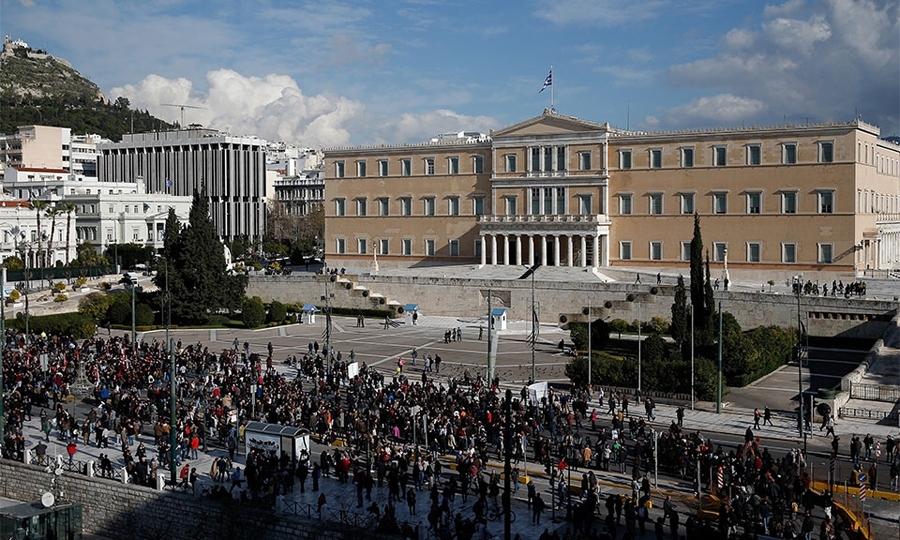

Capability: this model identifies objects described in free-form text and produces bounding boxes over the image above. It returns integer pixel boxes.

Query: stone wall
[0,460,364,540]
[247,275,897,337]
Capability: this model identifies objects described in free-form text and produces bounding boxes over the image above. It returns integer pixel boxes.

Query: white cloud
[533,0,668,26]
[661,0,898,132]
[652,94,766,126]
[763,0,807,17]
[111,70,496,147]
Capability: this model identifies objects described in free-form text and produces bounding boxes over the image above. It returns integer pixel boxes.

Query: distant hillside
[0,37,173,140]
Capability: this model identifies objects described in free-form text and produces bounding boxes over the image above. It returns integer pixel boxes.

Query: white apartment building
[0,198,76,267]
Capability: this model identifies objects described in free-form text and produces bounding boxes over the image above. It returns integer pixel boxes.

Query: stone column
[541,235,548,266]
[593,234,600,268]
[528,235,535,267]
[480,235,487,266]
[581,236,588,267]
[567,236,574,267]
[491,234,498,266]
[553,235,561,267]
[601,234,610,267]
[516,235,523,266]
[503,234,510,265]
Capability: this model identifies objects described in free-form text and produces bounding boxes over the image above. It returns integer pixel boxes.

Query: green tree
[106,292,132,325]
[689,214,705,326]
[609,318,629,338]
[242,296,266,328]
[568,318,611,352]
[78,292,110,323]
[720,311,754,386]
[104,242,155,270]
[2,257,23,270]
[671,275,689,348]
[135,303,155,326]
[74,241,106,266]
[702,252,716,345]
[154,188,248,325]
[268,300,287,324]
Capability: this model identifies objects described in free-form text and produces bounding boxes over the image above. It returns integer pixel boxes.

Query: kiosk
[404,304,420,326]
[491,307,508,330]
[244,422,311,461]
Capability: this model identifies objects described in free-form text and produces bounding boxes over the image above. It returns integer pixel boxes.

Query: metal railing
[849,383,900,402]
[838,407,898,421]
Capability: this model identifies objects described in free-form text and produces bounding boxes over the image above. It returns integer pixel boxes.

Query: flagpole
[550,65,554,110]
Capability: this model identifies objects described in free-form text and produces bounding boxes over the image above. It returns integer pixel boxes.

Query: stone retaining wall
[0,460,364,540]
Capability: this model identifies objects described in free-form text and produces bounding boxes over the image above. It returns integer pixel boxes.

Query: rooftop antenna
[161,103,205,128]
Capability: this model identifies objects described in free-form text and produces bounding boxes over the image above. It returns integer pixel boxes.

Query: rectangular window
[424,158,435,175]
[713,193,728,214]
[620,194,633,215]
[713,242,727,262]
[531,147,541,171]
[619,150,632,170]
[448,157,459,175]
[473,156,484,174]
[782,143,797,164]
[543,147,553,171]
[378,198,389,216]
[505,154,517,173]
[356,161,367,177]
[448,196,460,216]
[378,160,388,176]
[747,145,761,165]
[425,239,435,256]
[449,239,459,257]
[782,191,797,214]
[556,147,567,171]
[473,196,485,216]
[504,196,517,216]
[400,197,412,216]
[819,141,834,163]
[747,192,761,214]
[649,193,663,215]
[747,242,761,263]
[401,158,411,176]
[579,151,592,171]
[424,197,435,216]
[649,241,662,261]
[620,241,632,260]
[379,238,389,255]
[543,187,553,215]
[782,243,796,263]
[357,239,367,254]
[335,161,345,178]
[336,238,346,254]
[335,198,345,216]
[714,146,727,167]
[402,239,412,255]
[650,149,662,168]
[556,188,565,214]
[531,189,541,214]
[818,243,833,263]
[818,191,834,214]
[680,193,695,214]
[579,195,592,215]
[356,198,367,216]
[681,148,694,168]
[680,242,691,261]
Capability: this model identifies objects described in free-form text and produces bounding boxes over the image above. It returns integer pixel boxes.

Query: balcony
[478,213,611,234]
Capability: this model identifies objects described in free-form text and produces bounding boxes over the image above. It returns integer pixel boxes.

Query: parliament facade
[324,110,900,279]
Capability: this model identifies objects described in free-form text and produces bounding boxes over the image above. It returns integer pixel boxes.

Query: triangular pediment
[492,109,607,139]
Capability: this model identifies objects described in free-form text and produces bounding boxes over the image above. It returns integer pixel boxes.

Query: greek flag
[165,177,173,188]
[539,69,552,93]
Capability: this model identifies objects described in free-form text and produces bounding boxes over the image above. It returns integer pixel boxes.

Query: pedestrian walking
[753,408,761,430]
[764,406,773,426]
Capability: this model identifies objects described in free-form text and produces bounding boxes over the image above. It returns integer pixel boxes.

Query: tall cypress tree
[703,251,717,345]
[689,213,705,325]
[671,275,688,348]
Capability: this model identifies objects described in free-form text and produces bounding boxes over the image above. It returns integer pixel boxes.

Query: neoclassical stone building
[324,110,900,279]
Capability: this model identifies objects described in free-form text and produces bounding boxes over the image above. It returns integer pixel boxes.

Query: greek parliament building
[95,128,267,240]
[323,110,900,279]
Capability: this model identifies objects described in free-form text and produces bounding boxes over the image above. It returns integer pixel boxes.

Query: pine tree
[154,187,247,325]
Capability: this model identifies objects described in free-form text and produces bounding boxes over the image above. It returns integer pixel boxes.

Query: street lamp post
[794,274,807,449]
[637,302,642,399]
[716,302,723,414]
[0,269,6,443]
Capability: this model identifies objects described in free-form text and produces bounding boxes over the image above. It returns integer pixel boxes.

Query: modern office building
[97,128,268,241]
[324,110,900,279]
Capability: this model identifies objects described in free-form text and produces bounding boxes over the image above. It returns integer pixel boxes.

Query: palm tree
[29,199,48,267]
[59,202,76,264]
[46,206,59,267]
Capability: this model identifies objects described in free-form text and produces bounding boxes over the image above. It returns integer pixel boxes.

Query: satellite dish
[40,491,55,508]
[54,467,63,476]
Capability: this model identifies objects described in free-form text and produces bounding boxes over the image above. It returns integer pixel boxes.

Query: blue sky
[3,0,898,147]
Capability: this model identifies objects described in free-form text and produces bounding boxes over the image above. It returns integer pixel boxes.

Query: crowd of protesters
[1,326,894,539]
